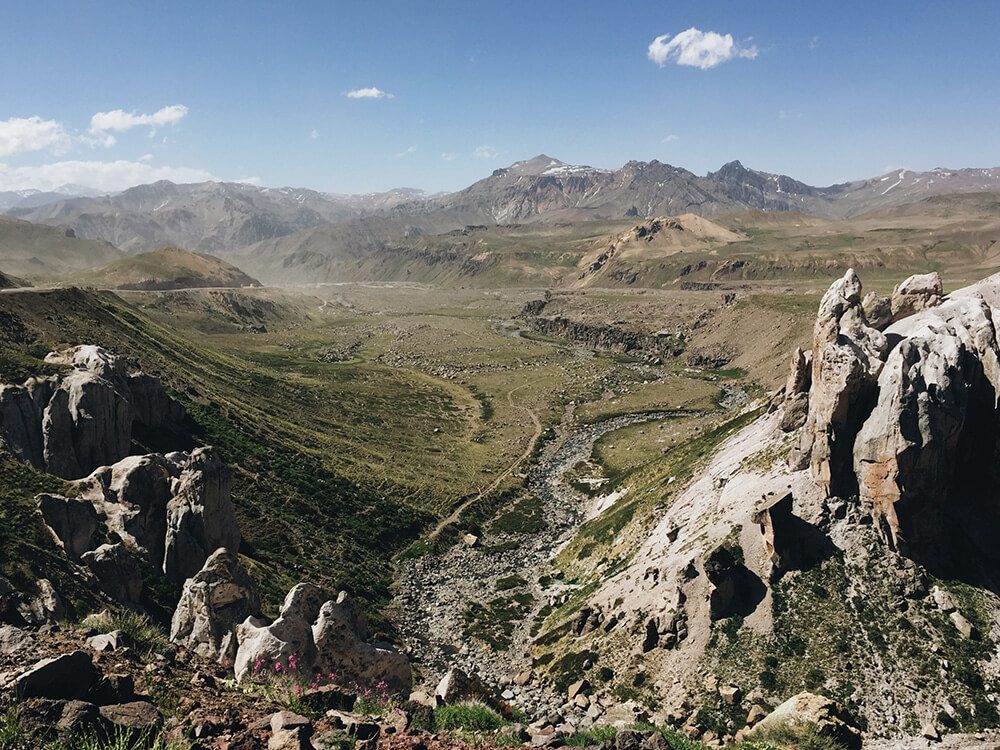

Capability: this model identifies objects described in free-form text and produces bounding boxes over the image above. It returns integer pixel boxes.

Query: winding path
[428,380,543,540]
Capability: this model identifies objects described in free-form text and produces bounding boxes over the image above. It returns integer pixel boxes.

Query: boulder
[791,269,888,495]
[271,710,312,732]
[748,692,861,750]
[87,630,133,653]
[18,698,105,738]
[950,611,977,639]
[19,579,66,625]
[891,272,943,322]
[269,727,313,750]
[567,679,590,700]
[81,543,142,604]
[15,651,100,701]
[862,291,892,331]
[98,701,163,732]
[170,547,260,666]
[0,625,34,655]
[752,492,833,580]
[435,667,491,705]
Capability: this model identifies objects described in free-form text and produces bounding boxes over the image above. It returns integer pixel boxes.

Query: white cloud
[0,117,72,157]
[234,176,263,186]
[441,152,457,162]
[89,104,188,135]
[473,145,498,160]
[80,132,117,149]
[661,134,679,144]
[309,129,320,139]
[394,145,417,159]
[648,28,757,70]
[0,159,215,193]
[344,87,394,100]
[138,153,154,162]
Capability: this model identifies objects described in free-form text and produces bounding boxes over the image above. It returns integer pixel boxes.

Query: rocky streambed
[391,406,708,724]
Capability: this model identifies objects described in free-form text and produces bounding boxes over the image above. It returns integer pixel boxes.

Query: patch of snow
[881,179,903,196]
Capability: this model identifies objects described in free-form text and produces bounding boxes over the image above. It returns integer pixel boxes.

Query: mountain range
[4,155,1000,284]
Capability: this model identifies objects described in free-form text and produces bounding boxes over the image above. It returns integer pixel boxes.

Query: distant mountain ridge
[5,156,1000,259]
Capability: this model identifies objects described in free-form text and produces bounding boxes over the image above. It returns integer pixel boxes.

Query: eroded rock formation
[0,345,184,479]
[170,548,259,666]
[38,447,240,587]
[234,584,412,693]
[790,269,887,495]
[786,269,1000,582]
[854,293,1000,569]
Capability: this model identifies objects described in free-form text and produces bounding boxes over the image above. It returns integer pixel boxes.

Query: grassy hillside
[72,246,260,290]
[0,285,596,619]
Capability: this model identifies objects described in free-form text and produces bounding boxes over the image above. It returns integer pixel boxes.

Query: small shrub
[564,725,618,746]
[94,609,169,659]
[434,701,506,732]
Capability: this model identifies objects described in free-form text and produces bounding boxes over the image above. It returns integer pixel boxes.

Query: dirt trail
[428,381,543,540]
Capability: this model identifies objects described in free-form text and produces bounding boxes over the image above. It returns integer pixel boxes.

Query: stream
[391,406,690,717]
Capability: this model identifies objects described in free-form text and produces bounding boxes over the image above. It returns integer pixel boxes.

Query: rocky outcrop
[0,345,185,479]
[170,548,259,666]
[164,449,240,584]
[853,293,1000,568]
[786,269,1000,582]
[313,593,413,694]
[790,269,887,495]
[234,583,412,694]
[81,543,142,604]
[520,316,685,357]
[38,447,240,587]
[234,583,326,681]
[890,271,943,322]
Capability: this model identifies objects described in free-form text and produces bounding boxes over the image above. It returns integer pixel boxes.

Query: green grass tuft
[434,702,507,732]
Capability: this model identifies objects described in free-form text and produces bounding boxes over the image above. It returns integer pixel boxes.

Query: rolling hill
[72,246,260,290]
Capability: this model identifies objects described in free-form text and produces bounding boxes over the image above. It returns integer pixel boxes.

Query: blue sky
[2,0,999,194]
